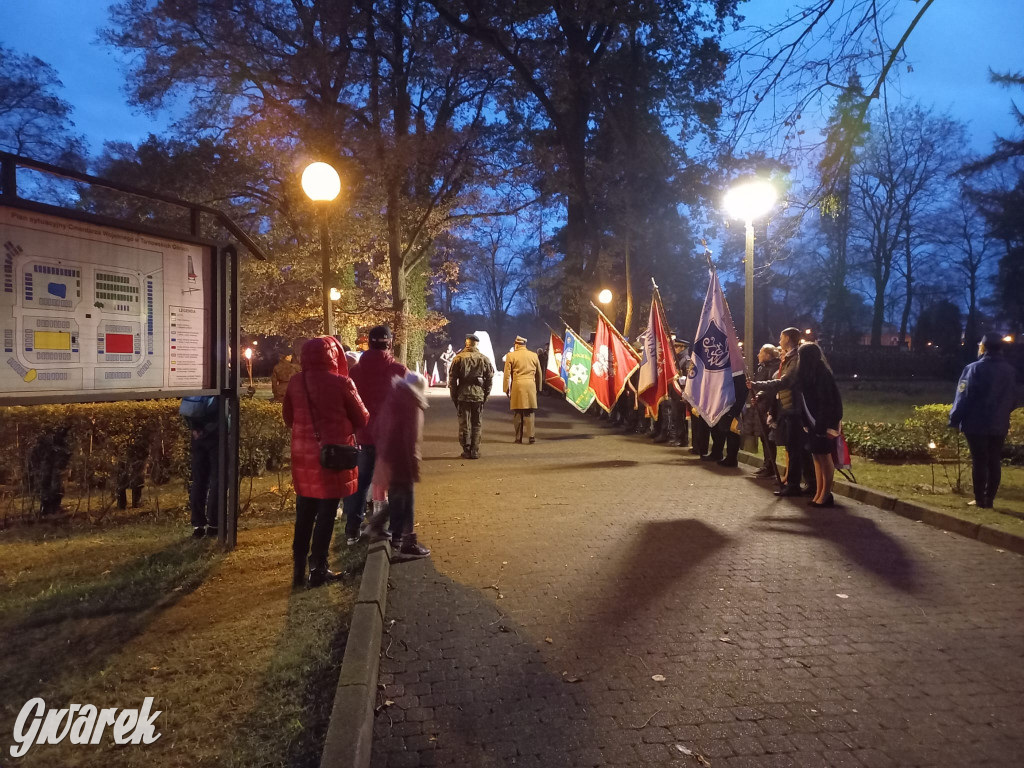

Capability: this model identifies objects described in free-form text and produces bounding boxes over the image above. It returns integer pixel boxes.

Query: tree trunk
[898,225,912,349]
[623,228,634,337]
[388,177,408,364]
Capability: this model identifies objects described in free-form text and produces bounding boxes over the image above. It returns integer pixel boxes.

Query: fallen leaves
[561,672,584,683]
[651,674,666,682]
[836,593,849,599]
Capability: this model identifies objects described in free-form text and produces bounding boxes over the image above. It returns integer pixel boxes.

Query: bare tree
[463,219,530,340]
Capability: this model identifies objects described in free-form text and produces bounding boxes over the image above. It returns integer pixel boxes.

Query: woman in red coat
[283,337,368,586]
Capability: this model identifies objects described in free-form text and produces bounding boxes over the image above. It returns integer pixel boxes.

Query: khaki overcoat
[503,347,543,410]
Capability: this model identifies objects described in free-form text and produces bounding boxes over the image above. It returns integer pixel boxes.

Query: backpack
[179,396,219,435]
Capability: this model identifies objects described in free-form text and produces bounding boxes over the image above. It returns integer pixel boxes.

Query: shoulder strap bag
[302,372,359,471]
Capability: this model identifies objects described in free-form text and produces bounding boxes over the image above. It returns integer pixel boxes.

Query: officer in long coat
[449,333,495,459]
[503,335,544,444]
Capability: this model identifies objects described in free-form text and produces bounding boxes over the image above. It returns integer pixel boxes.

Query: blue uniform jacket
[948,354,1017,435]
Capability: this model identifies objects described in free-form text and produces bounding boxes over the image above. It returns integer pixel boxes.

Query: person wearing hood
[342,325,407,543]
[364,370,431,557]
[949,332,1018,509]
[283,336,369,587]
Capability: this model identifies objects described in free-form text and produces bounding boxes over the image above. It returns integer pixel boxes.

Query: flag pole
[589,301,641,362]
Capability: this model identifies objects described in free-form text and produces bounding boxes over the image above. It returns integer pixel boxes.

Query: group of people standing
[281,326,430,588]
[446,332,544,457]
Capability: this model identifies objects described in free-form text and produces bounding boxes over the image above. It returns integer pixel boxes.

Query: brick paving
[370,392,1024,767]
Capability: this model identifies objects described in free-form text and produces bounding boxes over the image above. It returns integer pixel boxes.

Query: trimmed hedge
[844,404,1024,463]
[0,398,291,523]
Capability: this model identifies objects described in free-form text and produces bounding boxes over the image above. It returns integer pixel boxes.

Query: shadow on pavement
[375,561,593,767]
[572,519,731,635]
[542,459,639,471]
[754,505,918,592]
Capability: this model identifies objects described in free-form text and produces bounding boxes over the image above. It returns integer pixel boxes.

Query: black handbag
[302,373,359,471]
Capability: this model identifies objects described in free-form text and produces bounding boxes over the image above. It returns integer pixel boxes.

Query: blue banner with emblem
[682,268,746,427]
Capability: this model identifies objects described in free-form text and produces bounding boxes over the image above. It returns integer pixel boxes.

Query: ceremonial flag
[563,328,596,412]
[682,269,745,427]
[545,330,566,393]
[637,286,678,413]
[589,310,640,412]
[430,362,440,386]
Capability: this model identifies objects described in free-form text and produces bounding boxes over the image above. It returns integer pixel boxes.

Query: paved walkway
[371,392,1024,767]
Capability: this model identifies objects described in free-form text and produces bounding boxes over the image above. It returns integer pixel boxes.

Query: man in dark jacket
[748,327,805,495]
[949,332,1018,508]
[449,333,495,459]
[342,325,406,544]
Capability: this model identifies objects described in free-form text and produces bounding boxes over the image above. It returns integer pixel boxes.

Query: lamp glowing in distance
[1004,335,1014,343]
[301,162,341,202]
[598,289,613,305]
[329,287,342,301]
[243,347,253,360]
[723,179,777,223]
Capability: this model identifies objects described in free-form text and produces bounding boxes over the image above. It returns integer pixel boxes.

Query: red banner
[545,330,566,393]
[637,288,678,413]
[589,312,640,412]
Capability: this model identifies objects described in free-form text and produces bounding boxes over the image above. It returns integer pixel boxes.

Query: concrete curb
[320,540,392,768]
[737,450,1024,556]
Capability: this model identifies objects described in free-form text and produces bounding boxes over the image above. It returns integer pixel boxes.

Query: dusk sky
[2,0,1022,158]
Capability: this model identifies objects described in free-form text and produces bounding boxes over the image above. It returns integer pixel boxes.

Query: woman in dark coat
[797,343,843,507]
[283,337,369,586]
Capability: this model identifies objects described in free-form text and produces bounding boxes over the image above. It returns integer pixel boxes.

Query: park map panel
[0,207,210,399]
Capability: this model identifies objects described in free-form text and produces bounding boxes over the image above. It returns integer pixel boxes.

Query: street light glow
[329,287,342,301]
[1004,335,1014,343]
[804,328,812,335]
[723,179,777,222]
[598,289,613,304]
[301,161,341,202]
[243,347,253,360]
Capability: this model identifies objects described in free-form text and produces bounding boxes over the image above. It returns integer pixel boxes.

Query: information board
[0,206,212,399]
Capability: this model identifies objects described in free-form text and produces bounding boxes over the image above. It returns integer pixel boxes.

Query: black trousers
[389,483,415,540]
[691,413,710,454]
[780,415,806,490]
[965,433,1006,507]
[294,495,341,574]
[189,436,218,528]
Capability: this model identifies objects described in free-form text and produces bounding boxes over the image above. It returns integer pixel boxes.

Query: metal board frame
[0,152,259,548]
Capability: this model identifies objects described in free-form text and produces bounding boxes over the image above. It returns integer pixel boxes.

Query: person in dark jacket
[702,374,749,467]
[283,337,369,587]
[796,343,843,507]
[180,395,221,536]
[748,327,806,496]
[368,371,431,557]
[448,333,495,459]
[747,344,780,478]
[341,325,406,543]
[949,333,1018,508]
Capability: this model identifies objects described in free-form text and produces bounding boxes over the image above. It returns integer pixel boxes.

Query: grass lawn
[849,459,1024,536]
[838,378,955,422]
[0,478,365,768]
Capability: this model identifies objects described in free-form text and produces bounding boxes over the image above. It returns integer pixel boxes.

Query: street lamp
[724,179,777,376]
[598,289,613,305]
[301,161,342,337]
[329,287,342,301]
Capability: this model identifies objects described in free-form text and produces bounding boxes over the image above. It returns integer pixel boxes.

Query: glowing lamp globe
[723,179,777,222]
[598,289,613,304]
[301,162,341,202]
[329,287,342,301]
[243,347,253,360]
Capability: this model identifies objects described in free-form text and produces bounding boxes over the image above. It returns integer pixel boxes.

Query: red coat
[349,349,406,446]
[283,337,368,499]
[373,376,427,488]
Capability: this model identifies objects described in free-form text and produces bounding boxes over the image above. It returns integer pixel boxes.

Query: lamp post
[723,179,777,376]
[301,161,342,337]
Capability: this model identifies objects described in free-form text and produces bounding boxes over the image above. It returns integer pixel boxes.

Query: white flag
[682,269,745,427]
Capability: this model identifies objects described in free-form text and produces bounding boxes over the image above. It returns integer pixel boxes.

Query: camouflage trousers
[457,401,483,451]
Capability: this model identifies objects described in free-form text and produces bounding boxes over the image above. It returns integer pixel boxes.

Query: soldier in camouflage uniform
[448,333,495,459]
